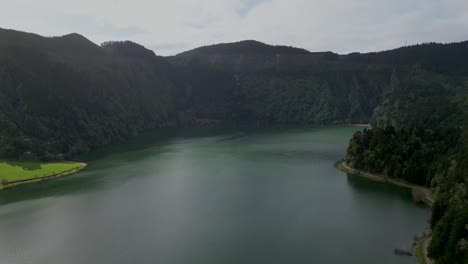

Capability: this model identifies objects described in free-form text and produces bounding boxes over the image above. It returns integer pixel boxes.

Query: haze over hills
[0,28,467,263]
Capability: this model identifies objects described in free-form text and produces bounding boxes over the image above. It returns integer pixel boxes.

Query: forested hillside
[170,40,468,127]
[345,61,468,263]
[170,41,391,125]
[0,28,466,161]
[1,29,391,160]
[0,29,175,161]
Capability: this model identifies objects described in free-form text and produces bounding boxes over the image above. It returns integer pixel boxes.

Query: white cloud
[1,0,467,55]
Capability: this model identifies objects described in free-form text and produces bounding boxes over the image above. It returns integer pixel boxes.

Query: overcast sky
[2,0,468,55]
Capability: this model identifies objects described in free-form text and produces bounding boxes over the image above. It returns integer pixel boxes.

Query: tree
[1,179,8,188]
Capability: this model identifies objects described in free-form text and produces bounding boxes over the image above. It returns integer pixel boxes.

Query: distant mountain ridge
[175,40,314,56]
[101,40,158,58]
[0,27,466,161]
[342,41,468,75]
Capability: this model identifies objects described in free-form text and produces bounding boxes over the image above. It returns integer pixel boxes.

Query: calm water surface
[0,126,429,264]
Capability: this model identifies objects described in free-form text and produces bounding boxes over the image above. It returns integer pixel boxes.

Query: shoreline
[336,162,434,208]
[415,236,434,264]
[1,162,88,189]
[337,161,435,264]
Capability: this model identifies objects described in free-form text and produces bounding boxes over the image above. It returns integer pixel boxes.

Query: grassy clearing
[0,161,86,188]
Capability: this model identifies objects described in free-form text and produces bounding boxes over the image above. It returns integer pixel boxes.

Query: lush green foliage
[428,144,468,263]
[371,67,467,129]
[346,126,461,186]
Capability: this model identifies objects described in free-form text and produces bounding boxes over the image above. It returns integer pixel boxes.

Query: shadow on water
[0,125,358,207]
[82,126,251,163]
[82,128,178,163]
[242,149,342,162]
[345,173,427,208]
[0,126,248,206]
[0,130,177,206]
[82,124,325,164]
[0,170,104,206]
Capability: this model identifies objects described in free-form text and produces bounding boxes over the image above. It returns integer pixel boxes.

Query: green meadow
[0,161,84,185]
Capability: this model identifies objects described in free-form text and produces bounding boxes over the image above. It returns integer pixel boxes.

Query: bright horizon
[2,0,468,56]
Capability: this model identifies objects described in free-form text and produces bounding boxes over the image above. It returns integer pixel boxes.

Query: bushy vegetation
[346,126,461,186]
[424,138,468,264]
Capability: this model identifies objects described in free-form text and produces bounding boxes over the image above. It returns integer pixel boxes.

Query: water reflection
[345,173,427,208]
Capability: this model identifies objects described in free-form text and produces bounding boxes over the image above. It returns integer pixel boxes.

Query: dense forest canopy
[0,27,467,263]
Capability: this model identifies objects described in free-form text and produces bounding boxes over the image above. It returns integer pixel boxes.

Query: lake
[0,126,429,264]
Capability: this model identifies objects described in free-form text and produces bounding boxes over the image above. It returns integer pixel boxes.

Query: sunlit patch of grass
[0,161,85,188]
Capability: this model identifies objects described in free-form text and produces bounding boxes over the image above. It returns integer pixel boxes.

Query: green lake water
[0,126,429,264]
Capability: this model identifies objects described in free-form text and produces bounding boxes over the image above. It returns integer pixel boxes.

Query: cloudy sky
[1,0,468,55]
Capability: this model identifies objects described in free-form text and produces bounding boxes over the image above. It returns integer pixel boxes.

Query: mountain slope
[0,28,175,160]
[170,41,394,125]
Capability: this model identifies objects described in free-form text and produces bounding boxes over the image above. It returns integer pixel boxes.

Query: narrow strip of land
[423,237,433,264]
[0,162,87,189]
[415,236,434,264]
